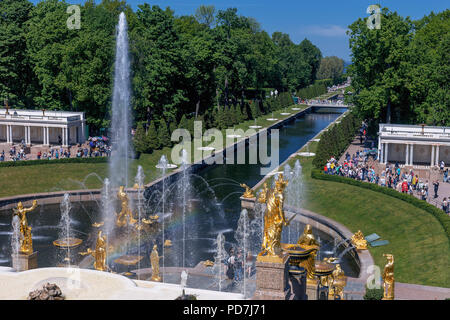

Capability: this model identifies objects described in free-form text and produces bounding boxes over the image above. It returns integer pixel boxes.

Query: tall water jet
[101,178,115,235]
[58,194,72,266]
[157,155,169,281]
[179,149,190,269]
[109,12,133,187]
[213,232,227,292]
[235,209,250,298]
[284,160,303,243]
[11,215,20,270]
[134,165,145,273]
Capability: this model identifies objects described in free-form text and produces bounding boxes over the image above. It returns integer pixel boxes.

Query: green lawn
[259,140,450,288]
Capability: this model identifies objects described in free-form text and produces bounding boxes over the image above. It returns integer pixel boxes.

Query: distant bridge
[307,102,350,108]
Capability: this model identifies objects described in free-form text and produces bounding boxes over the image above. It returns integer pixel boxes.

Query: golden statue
[150,244,161,282]
[79,230,108,271]
[257,174,289,261]
[240,183,255,198]
[92,222,104,228]
[351,230,368,250]
[13,200,38,255]
[258,183,269,204]
[382,254,395,300]
[203,260,214,267]
[297,225,319,247]
[116,186,137,227]
[164,239,172,247]
[297,225,320,280]
[329,263,346,300]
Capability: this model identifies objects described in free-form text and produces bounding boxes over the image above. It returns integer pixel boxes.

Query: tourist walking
[442,198,448,214]
[433,180,439,199]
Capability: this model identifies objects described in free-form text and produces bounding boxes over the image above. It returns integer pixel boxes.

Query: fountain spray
[109,12,133,187]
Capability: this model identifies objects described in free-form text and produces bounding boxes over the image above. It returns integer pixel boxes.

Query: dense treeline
[0,0,323,133]
[312,112,361,169]
[348,8,449,126]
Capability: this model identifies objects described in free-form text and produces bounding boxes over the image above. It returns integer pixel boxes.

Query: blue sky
[31,0,449,60]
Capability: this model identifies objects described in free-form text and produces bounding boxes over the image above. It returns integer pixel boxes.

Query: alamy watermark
[170,121,280,175]
[367,5,381,30]
[67,5,81,30]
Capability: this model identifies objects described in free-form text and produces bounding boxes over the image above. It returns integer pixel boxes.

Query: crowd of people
[323,152,449,214]
[0,136,111,162]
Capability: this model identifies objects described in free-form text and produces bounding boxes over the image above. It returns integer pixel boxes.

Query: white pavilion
[0,108,86,147]
[378,123,450,166]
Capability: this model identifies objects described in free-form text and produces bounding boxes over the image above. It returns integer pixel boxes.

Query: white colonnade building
[0,109,85,147]
[378,123,450,166]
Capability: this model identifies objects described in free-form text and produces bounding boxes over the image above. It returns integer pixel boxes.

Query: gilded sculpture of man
[329,263,346,299]
[116,186,137,227]
[79,230,108,271]
[257,174,289,260]
[297,225,320,280]
[150,244,161,282]
[297,225,319,247]
[351,230,368,250]
[13,200,38,255]
[382,254,395,300]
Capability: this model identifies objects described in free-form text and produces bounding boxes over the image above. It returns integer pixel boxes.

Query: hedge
[0,157,108,168]
[311,169,450,244]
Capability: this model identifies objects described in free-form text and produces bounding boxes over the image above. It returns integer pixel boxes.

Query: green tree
[157,118,171,147]
[0,0,34,107]
[146,120,159,150]
[133,122,147,153]
[317,56,345,82]
[194,5,216,28]
[348,8,413,123]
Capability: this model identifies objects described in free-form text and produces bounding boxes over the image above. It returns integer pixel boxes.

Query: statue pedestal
[12,252,38,272]
[306,278,319,300]
[240,196,256,210]
[253,253,289,300]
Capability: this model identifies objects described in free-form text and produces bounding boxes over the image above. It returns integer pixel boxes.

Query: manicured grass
[0,147,174,197]
[258,140,450,288]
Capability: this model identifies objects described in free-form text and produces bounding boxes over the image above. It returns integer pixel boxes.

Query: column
[385,143,389,164]
[410,144,414,166]
[431,145,435,166]
[42,127,46,145]
[436,145,440,165]
[24,127,28,145]
[9,125,12,144]
[46,127,50,146]
[6,125,10,143]
[380,143,384,164]
[63,127,68,147]
[27,126,31,145]
[405,144,409,165]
